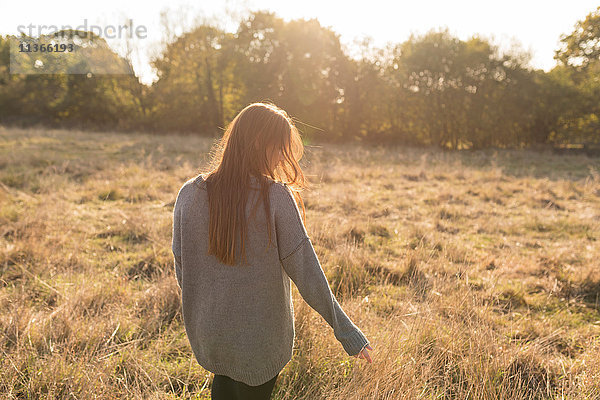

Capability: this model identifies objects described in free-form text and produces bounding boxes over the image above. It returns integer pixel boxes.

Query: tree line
[0,7,598,149]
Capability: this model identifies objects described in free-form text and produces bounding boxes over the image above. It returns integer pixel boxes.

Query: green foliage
[552,6,600,145]
[0,33,146,130]
[1,7,599,147]
[555,6,600,70]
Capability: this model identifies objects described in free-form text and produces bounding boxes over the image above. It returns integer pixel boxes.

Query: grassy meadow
[1,126,600,399]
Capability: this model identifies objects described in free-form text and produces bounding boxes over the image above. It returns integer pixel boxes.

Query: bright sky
[1,0,597,85]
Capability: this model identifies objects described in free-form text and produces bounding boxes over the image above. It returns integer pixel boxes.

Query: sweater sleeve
[274,184,370,356]
[172,187,183,290]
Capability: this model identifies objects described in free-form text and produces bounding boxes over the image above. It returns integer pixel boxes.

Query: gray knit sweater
[171,173,370,386]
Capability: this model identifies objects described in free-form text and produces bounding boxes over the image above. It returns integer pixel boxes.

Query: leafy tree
[553,6,600,145]
[555,6,600,72]
[233,11,348,141]
[151,25,235,134]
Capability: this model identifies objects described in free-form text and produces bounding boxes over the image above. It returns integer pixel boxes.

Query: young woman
[172,102,373,400]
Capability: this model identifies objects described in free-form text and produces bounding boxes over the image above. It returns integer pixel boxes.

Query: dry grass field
[1,126,600,399]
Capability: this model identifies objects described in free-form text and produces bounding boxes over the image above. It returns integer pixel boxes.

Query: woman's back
[172,173,369,387]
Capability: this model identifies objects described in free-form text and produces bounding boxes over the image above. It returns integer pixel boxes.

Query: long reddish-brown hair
[202,102,308,266]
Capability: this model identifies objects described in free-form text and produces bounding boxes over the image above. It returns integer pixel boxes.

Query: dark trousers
[211,373,278,400]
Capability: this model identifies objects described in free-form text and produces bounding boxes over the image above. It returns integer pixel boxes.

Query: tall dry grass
[1,126,599,399]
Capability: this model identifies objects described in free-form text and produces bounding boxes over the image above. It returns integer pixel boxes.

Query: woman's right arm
[273,183,370,357]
